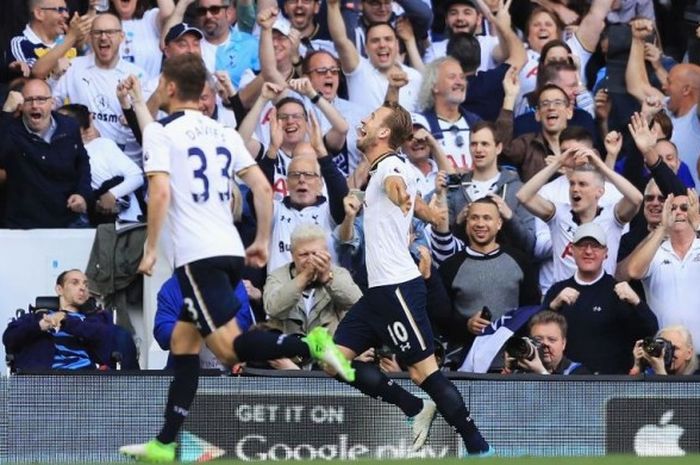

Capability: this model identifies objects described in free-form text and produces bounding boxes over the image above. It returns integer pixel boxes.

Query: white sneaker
[409,399,437,451]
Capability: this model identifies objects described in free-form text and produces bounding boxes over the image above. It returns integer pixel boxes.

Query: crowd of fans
[2,0,700,376]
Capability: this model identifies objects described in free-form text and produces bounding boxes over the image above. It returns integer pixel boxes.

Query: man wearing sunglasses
[10,0,89,80]
[622,192,700,359]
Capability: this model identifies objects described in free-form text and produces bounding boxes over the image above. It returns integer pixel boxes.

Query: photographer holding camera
[630,326,699,375]
[502,310,590,375]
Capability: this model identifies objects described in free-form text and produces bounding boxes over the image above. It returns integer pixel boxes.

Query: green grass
[68,456,700,465]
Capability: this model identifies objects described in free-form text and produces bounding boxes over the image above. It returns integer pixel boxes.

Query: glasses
[40,6,69,14]
[91,29,122,37]
[23,96,52,105]
[196,5,228,16]
[309,66,341,76]
[277,112,306,121]
[671,203,689,212]
[644,194,666,203]
[538,99,568,109]
[288,171,319,180]
[286,0,315,4]
[449,125,465,148]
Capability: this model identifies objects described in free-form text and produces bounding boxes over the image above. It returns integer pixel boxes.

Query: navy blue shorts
[334,276,435,366]
[174,256,244,337]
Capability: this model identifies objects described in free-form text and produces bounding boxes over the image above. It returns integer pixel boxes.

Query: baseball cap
[164,23,203,45]
[273,16,291,37]
[410,113,430,130]
[445,0,479,10]
[572,222,607,246]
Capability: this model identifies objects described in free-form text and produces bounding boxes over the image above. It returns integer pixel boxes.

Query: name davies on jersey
[184,121,229,144]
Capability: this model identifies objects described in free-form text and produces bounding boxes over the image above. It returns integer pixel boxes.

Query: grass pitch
[71,455,700,465]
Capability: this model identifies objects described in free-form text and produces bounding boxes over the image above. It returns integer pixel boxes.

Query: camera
[642,336,675,368]
[504,336,544,362]
[446,173,466,189]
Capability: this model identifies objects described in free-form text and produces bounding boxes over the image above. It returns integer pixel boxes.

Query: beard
[356,132,376,154]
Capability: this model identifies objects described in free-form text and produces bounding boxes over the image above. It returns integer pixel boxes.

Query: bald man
[0,78,91,228]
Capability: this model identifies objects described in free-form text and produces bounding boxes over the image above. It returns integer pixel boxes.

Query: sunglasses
[644,194,666,203]
[40,6,69,14]
[671,203,689,212]
[196,5,228,16]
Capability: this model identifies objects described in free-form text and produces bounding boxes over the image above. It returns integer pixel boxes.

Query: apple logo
[633,410,686,456]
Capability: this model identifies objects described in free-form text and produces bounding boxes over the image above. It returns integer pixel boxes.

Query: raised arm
[159,0,195,48]
[288,78,348,152]
[395,16,424,72]
[32,13,92,79]
[574,0,613,52]
[626,18,664,104]
[156,0,177,31]
[515,151,568,221]
[258,7,288,86]
[483,0,526,71]
[585,149,643,223]
[620,202,669,280]
[395,0,433,42]
[237,82,285,157]
[326,0,359,73]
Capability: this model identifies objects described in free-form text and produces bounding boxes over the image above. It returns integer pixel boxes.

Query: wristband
[310,93,322,105]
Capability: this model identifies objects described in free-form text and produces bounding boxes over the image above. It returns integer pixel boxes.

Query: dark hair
[525,7,563,40]
[652,111,673,139]
[537,60,578,89]
[162,53,207,102]
[365,21,396,42]
[470,121,501,145]
[56,269,83,287]
[535,83,569,107]
[446,32,481,73]
[381,102,412,149]
[528,310,568,338]
[275,97,308,119]
[109,0,149,20]
[58,104,91,130]
[536,40,574,88]
[468,196,500,212]
[559,126,593,146]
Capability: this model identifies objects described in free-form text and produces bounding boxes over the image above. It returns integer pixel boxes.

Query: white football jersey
[52,55,147,167]
[364,154,421,287]
[142,110,255,267]
[268,198,336,271]
[547,202,625,283]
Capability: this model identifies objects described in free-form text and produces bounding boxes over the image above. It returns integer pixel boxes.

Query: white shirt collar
[573,268,605,286]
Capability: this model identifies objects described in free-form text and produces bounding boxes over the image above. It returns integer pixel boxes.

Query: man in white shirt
[424,0,499,72]
[517,144,643,284]
[326,0,422,113]
[52,13,147,167]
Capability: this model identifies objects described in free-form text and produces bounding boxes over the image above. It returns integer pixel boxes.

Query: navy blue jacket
[3,309,113,371]
[0,111,92,228]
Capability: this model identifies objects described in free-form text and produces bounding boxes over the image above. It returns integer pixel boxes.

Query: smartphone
[481,306,492,322]
[501,184,507,200]
[350,188,365,203]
